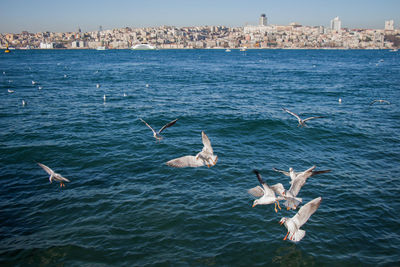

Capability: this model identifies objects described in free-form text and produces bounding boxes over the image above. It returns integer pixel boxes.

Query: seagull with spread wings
[282,107,324,127]
[37,162,70,188]
[370,99,390,105]
[279,197,322,242]
[166,131,218,168]
[272,166,330,210]
[248,170,283,213]
[140,118,178,141]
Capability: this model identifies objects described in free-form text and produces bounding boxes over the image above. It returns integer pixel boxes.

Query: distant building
[385,20,394,30]
[259,14,267,26]
[40,42,53,49]
[244,13,269,34]
[330,16,342,31]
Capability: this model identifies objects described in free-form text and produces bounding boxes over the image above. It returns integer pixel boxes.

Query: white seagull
[370,99,390,105]
[248,170,283,213]
[282,107,324,127]
[8,89,14,93]
[37,162,70,187]
[140,118,178,141]
[96,84,101,88]
[279,197,322,242]
[272,166,330,210]
[22,100,26,106]
[166,131,218,168]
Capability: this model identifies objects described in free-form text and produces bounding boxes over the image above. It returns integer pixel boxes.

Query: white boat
[131,44,155,50]
[96,46,106,50]
[240,47,247,51]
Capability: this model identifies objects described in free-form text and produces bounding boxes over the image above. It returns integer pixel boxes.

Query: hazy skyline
[1,0,399,33]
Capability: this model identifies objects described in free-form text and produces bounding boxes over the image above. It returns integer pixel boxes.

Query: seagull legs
[274,201,282,213]
[283,231,289,241]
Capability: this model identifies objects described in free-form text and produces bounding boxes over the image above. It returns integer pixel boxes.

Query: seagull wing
[282,108,301,121]
[166,155,204,168]
[248,186,265,198]
[140,118,157,136]
[201,131,213,154]
[303,116,324,122]
[37,162,54,176]
[293,197,322,228]
[287,176,307,197]
[310,169,331,177]
[272,168,290,177]
[370,100,379,105]
[253,170,275,197]
[158,118,178,134]
[270,183,285,196]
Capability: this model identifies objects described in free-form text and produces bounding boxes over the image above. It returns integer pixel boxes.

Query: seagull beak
[279,221,284,225]
[252,203,256,208]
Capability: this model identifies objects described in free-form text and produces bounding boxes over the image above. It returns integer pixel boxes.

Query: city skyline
[0,0,399,34]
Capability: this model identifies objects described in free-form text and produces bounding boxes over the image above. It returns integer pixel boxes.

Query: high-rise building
[259,14,267,26]
[385,20,394,30]
[330,16,341,31]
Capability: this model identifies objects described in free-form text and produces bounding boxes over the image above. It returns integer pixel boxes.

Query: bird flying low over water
[279,197,322,242]
[272,166,330,210]
[37,162,70,187]
[140,118,178,141]
[282,107,324,127]
[370,99,390,105]
[248,170,283,213]
[166,131,218,168]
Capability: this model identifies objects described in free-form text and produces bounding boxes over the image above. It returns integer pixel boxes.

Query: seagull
[248,170,283,213]
[22,100,26,106]
[282,107,324,127]
[37,162,70,187]
[145,84,149,88]
[103,94,106,102]
[123,93,127,97]
[32,80,37,85]
[96,84,101,88]
[370,99,390,105]
[140,118,178,141]
[38,86,43,90]
[279,197,322,242]
[166,131,218,168]
[7,89,14,93]
[272,166,330,210]
[338,98,342,104]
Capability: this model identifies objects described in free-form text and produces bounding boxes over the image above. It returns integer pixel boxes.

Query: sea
[0,49,399,266]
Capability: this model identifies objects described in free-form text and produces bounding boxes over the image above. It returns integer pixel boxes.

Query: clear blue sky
[0,0,399,33]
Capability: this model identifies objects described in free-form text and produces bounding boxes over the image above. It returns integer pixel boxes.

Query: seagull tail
[291,229,306,242]
[284,197,302,209]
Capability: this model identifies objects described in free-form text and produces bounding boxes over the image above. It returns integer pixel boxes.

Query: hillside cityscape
[1,15,399,50]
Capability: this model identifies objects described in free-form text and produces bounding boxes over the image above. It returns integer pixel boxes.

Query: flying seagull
[370,99,390,105]
[248,170,283,213]
[282,107,324,127]
[272,166,330,210]
[279,197,322,242]
[140,118,178,141]
[166,131,218,168]
[37,162,70,187]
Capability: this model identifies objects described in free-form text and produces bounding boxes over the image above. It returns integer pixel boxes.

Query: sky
[0,0,399,33]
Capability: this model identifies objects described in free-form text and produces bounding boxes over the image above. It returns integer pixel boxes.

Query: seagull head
[252,199,259,208]
[279,217,288,225]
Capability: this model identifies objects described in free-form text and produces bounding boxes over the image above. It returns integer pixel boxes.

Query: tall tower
[259,14,267,26]
[330,16,341,31]
[385,20,394,30]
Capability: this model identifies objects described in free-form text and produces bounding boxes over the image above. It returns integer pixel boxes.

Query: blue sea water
[0,49,399,266]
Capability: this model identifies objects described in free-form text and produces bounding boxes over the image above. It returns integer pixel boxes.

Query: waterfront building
[331,16,342,31]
